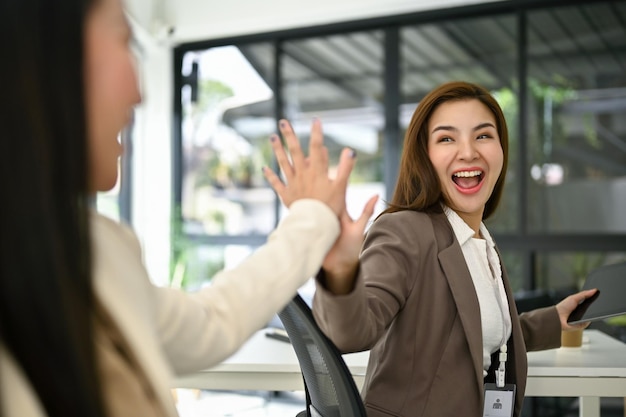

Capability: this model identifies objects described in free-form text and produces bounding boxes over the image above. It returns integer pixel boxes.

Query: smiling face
[427,99,504,233]
[84,0,141,192]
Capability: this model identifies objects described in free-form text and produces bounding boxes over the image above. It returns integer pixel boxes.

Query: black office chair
[514,288,555,314]
[278,294,367,417]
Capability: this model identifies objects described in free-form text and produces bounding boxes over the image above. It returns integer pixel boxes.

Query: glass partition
[172,0,626,297]
[180,43,277,236]
[170,244,257,291]
[535,251,626,303]
[526,3,626,233]
[282,31,387,221]
[400,14,519,233]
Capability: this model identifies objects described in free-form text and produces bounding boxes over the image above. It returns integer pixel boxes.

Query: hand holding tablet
[567,261,626,325]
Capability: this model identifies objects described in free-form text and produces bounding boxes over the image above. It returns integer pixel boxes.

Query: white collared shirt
[443,206,512,376]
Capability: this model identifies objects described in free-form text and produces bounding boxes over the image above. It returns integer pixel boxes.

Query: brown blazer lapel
[433,213,485,397]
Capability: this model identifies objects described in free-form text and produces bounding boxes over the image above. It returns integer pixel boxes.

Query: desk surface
[175,329,626,392]
[199,329,368,373]
[527,330,626,377]
[174,329,626,417]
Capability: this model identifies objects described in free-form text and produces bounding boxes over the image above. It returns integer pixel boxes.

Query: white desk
[174,329,368,392]
[525,330,626,416]
[174,329,626,417]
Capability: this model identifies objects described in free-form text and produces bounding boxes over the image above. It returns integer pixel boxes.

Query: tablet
[567,261,626,325]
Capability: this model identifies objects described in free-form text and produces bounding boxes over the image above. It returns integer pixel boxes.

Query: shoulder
[91,211,136,237]
[374,209,431,225]
[366,210,455,253]
[90,211,142,256]
[371,210,447,236]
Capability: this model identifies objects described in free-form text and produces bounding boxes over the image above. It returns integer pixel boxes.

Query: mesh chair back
[278,294,367,417]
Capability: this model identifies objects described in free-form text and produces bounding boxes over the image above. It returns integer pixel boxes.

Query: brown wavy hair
[384,81,509,220]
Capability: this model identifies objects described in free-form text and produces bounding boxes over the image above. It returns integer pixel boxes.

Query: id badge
[482,383,516,417]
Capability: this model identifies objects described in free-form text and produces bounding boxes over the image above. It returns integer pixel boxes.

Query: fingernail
[279,120,287,128]
[350,149,357,158]
[270,134,277,142]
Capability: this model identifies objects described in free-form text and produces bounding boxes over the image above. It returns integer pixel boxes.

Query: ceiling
[126,0,501,44]
[206,1,626,123]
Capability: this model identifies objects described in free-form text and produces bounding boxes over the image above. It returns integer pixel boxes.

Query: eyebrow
[431,122,496,134]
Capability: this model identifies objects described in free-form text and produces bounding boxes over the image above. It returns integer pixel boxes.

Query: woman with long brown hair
[313,81,596,417]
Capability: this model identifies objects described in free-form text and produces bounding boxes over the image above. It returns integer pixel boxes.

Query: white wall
[127,0,503,43]
[126,0,501,285]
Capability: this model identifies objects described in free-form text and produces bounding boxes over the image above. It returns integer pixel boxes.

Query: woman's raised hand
[263,118,355,217]
[320,198,378,295]
[264,118,379,294]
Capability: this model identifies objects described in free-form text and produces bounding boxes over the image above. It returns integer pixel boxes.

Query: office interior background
[110,0,626,322]
[95,0,626,415]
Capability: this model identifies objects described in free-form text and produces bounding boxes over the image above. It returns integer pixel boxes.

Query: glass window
[535,252,626,291]
[171,0,626,296]
[526,3,626,233]
[180,44,277,236]
[281,32,387,221]
[499,250,524,292]
[170,244,257,291]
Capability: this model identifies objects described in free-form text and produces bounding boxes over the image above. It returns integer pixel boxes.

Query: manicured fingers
[266,117,358,215]
[306,148,329,172]
[334,147,357,192]
[269,133,294,181]
[308,118,328,175]
[278,119,306,172]
[337,195,378,231]
[356,195,379,227]
[262,166,286,196]
[321,147,329,166]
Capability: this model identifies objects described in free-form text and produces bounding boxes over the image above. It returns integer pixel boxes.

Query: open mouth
[452,170,484,189]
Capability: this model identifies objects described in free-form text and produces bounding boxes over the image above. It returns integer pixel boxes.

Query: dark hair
[384,81,509,220]
[0,0,106,415]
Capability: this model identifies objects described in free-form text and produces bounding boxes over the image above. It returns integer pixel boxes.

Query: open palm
[321,196,378,294]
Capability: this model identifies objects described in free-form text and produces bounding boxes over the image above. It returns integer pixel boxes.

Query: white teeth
[453,170,482,178]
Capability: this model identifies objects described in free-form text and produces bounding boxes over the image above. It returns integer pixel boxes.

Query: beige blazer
[1,199,339,416]
[314,209,561,417]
